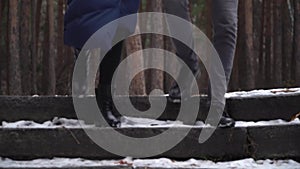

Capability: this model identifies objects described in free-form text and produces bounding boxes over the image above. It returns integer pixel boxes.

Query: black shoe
[205,101,235,128]
[96,85,121,127]
[218,116,235,128]
[168,69,200,103]
[168,83,181,103]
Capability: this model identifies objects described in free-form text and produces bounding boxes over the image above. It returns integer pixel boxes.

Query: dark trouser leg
[212,0,238,84]
[163,0,199,74]
[73,42,123,127]
[209,0,238,127]
[99,41,123,87]
[97,41,123,127]
[208,0,238,98]
[163,0,200,101]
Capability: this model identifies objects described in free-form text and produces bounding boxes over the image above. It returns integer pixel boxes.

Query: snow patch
[225,87,300,99]
[1,117,300,129]
[1,117,95,129]
[0,157,299,169]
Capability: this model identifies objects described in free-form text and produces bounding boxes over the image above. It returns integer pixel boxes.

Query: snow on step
[1,117,300,129]
[226,87,300,98]
[0,157,299,169]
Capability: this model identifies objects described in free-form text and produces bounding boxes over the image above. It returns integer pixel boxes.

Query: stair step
[0,92,299,123]
[0,124,299,161]
[1,157,300,169]
[2,166,128,169]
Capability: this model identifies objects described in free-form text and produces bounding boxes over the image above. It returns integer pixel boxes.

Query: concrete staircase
[0,92,300,168]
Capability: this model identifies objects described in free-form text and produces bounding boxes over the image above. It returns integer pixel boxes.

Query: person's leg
[163,0,199,73]
[96,41,124,127]
[99,41,123,86]
[163,0,200,101]
[210,0,238,127]
[212,0,238,84]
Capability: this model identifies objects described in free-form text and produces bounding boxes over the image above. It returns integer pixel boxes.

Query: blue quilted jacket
[64,0,140,48]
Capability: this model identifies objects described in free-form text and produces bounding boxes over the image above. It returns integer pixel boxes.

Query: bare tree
[264,1,273,88]
[253,0,264,88]
[282,0,294,86]
[147,0,164,94]
[125,32,146,95]
[0,0,3,94]
[295,0,300,86]
[31,0,37,94]
[20,0,32,95]
[8,0,22,95]
[47,0,56,94]
[42,0,56,95]
[273,0,283,87]
[238,0,255,90]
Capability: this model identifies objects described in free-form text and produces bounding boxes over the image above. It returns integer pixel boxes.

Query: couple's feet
[168,83,235,128]
[97,86,235,128]
[97,84,235,128]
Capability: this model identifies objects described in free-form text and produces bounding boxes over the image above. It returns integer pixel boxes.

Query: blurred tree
[273,0,283,87]
[42,0,56,95]
[0,0,299,95]
[295,0,300,86]
[8,0,22,95]
[47,0,56,94]
[125,32,146,95]
[253,0,263,89]
[147,0,164,94]
[20,0,32,95]
[0,0,3,94]
[238,0,255,90]
[282,0,294,86]
[31,0,37,94]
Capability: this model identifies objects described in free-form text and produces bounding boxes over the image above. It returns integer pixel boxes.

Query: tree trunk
[125,33,146,96]
[163,35,177,93]
[20,0,32,95]
[295,0,300,86]
[31,0,37,94]
[5,0,9,94]
[253,0,264,88]
[56,0,66,94]
[273,0,283,87]
[148,0,164,94]
[203,0,212,93]
[47,0,56,94]
[238,0,255,90]
[282,0,294,86]
[35,0,42,47]
[257,0,267,89]
[264,0,273,88]
[42,0,56,95]
[0,0,3,94]
[8,0,22,95]
[205,0,212,39]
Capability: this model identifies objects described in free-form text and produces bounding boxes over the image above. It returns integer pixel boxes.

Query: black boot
[168,69,200,103]
[207,85,235,128]
[96,85,121,127]
[218,109,235,128]
[206,100,235,128]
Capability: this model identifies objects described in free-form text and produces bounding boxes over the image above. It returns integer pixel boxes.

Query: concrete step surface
[0,122,299,161]
[0,91,299,123]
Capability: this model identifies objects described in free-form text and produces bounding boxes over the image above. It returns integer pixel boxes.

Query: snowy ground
[1,117,300,129]
[225,87,300,99]
[0,157,299,169]
[30,87,300,99]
